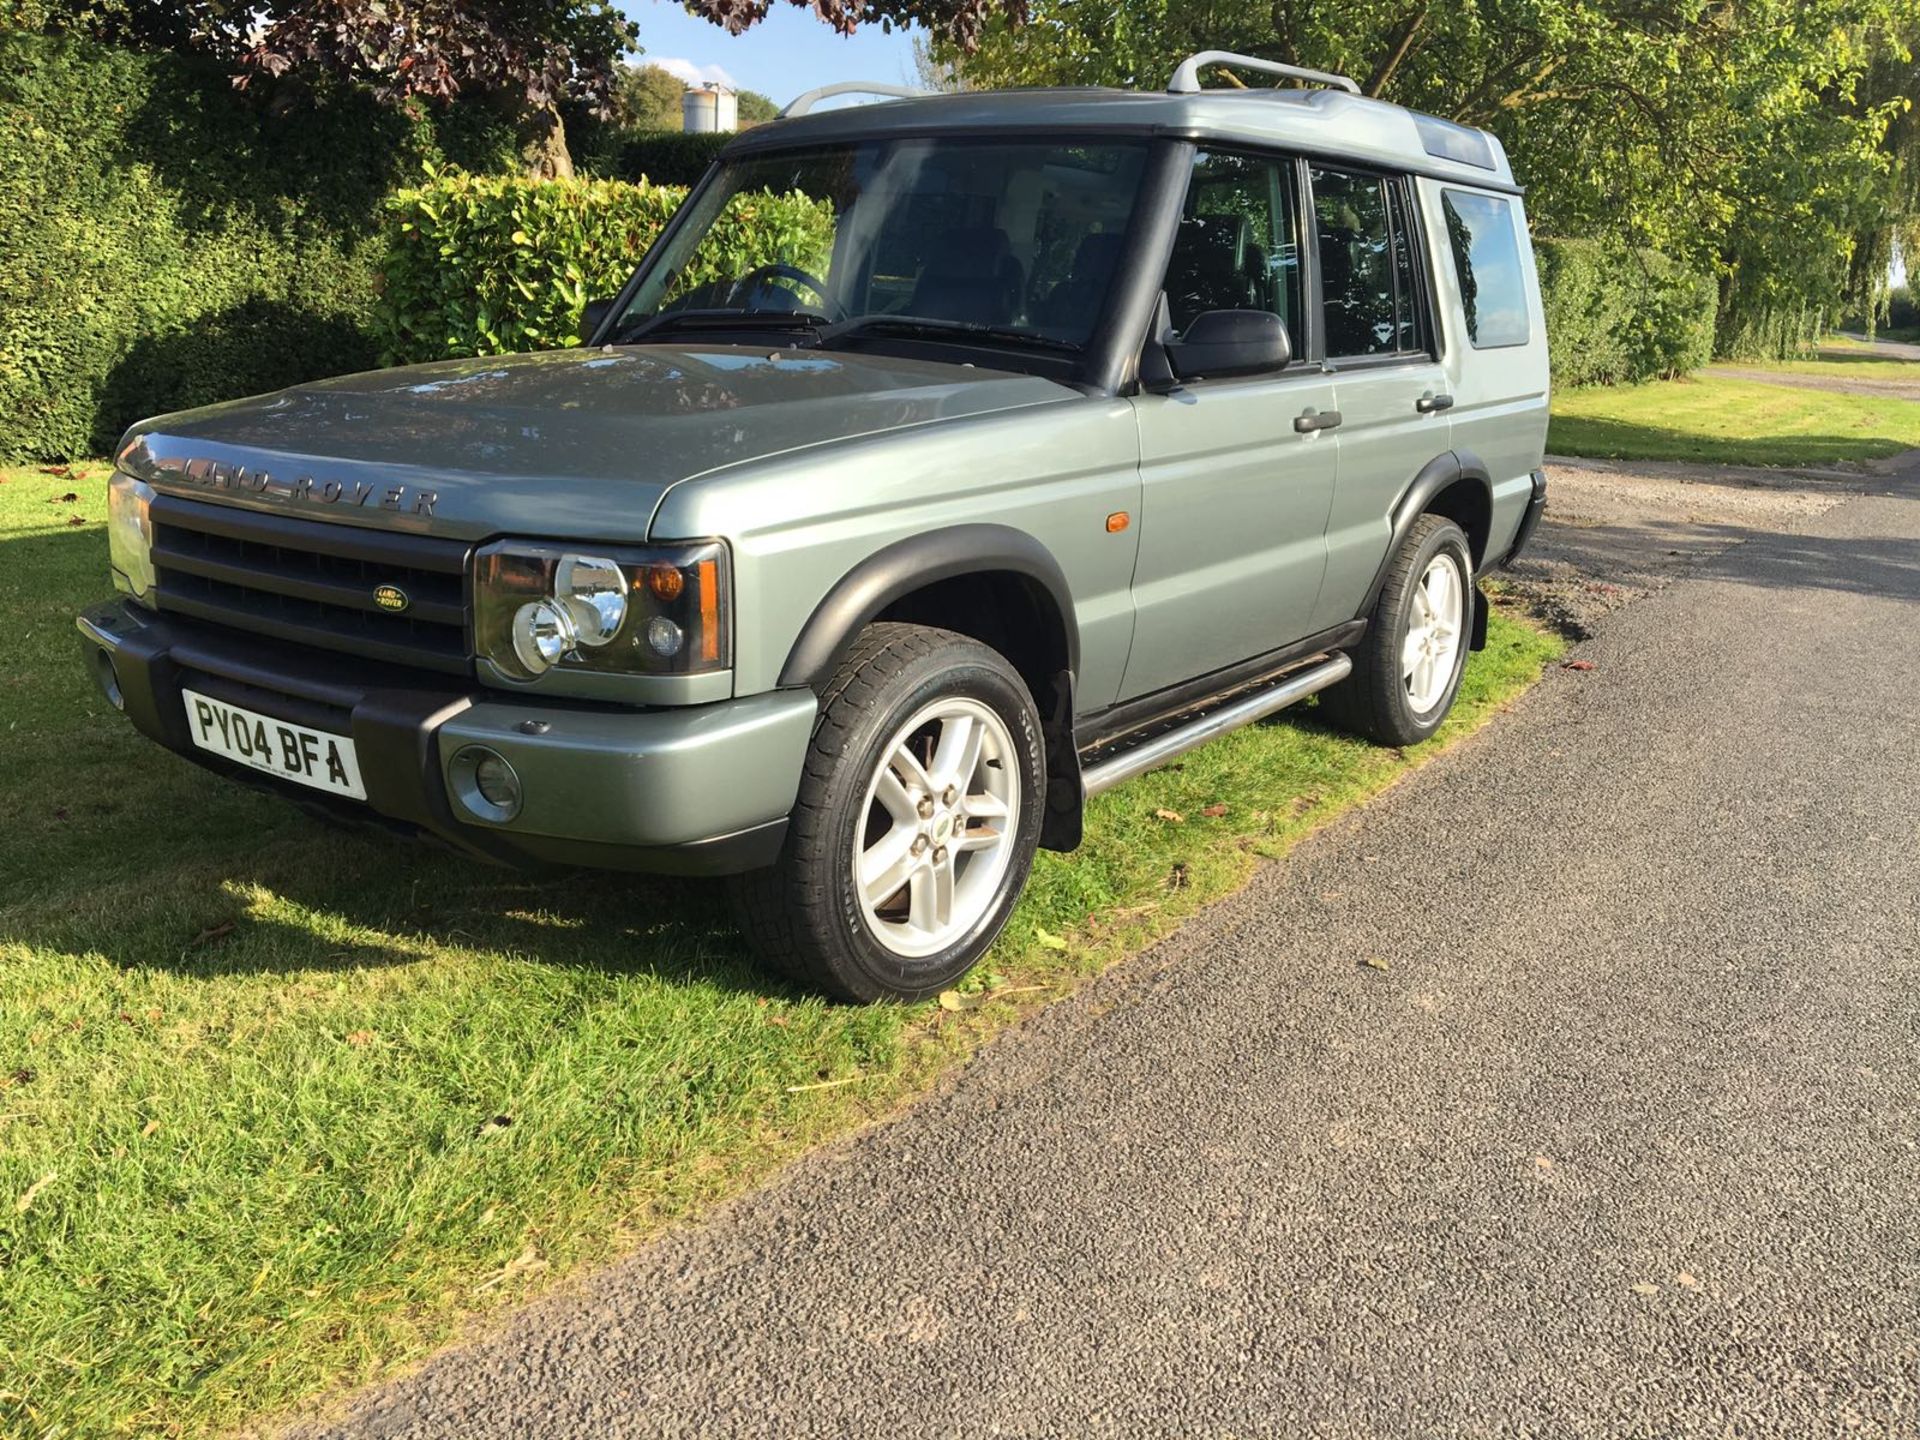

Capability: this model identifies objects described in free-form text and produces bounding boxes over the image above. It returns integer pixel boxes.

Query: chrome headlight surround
[107,471,157,605]
[473,539,731,694]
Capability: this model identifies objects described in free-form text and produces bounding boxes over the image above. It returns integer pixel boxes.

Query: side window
[1441,190,1530,348]
[1310,166,1427,360]
[1164,150,1302,354]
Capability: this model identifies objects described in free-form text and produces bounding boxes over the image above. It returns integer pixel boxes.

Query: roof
[724,86,1518,193]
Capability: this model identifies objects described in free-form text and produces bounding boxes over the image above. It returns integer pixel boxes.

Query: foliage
[939,0,1920,361]
[1533,239,1714,388]
[1548,371,1920,464]
[613,61,690,130]
[737,88,779,124]
[686,0,1024,51]
[0,31,512,461]
[374,171,834,361]
[613,128,734,184]
[0,454,1556,1437]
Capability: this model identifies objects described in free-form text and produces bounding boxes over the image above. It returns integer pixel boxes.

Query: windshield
[610,138,1153,354]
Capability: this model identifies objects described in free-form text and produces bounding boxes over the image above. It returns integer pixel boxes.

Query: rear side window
[1440,190,1530,348]
[1310,167,1427,360]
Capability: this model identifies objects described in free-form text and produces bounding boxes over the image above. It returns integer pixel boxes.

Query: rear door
[1303,165,1456,632]
[1120,148,1338,702]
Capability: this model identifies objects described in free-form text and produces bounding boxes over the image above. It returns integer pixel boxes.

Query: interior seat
[909,225,1024,328]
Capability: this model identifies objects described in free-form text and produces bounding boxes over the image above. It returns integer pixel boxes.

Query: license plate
[181,689,367,801]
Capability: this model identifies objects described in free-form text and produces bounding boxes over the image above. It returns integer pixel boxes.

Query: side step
[1080,653,1353,798]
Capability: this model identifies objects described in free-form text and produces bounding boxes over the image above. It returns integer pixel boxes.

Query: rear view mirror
[579,297,618,345]
[1165,309,1292,381]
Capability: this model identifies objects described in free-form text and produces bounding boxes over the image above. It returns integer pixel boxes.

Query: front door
[1121,148,1336,702]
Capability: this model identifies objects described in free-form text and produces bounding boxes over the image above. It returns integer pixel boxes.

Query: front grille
[150,494,472,675]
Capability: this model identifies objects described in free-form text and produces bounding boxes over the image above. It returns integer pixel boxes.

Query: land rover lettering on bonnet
[79,53,1549,1001]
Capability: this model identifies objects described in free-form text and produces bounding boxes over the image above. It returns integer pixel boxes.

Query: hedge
[611,130,734,186]
[1536,237,1717,388]
[0,32,513,460]
[374,173,834,363]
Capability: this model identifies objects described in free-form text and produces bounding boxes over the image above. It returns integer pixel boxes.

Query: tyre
[730,622,1046,1002]
[1322,514,1473,747]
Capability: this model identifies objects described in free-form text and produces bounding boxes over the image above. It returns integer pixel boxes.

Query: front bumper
[76,601,815,875]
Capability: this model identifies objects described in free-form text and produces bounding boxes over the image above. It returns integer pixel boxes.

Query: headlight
[107,472,156,603]
[474,540,730,683]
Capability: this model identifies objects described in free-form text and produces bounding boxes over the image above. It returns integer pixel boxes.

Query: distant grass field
[0,462,1559,1437]
[1548,370,1920,466]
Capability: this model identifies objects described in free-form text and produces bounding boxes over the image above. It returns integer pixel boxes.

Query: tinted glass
[1165,150,1302,352]
[1441,190,1530,347]
[1310,167,1430,359]
[615,140,1151,350]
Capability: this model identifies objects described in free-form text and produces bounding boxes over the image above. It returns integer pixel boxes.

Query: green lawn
[1548,371,1920,466]
[0,462,1559,1438]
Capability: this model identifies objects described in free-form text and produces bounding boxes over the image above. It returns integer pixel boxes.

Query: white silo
[682,85,739,133]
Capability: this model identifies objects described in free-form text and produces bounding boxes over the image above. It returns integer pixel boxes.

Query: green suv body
[80,55,1549,1000]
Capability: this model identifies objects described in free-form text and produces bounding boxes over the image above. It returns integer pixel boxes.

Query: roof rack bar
[1168,50,1361,97]
[780,81,927,118]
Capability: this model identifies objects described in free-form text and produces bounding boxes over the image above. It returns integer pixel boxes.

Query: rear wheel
[730,623,1045,1002]
[1322,514,1473,747]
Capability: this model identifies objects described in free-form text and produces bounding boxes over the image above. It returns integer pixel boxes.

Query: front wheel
[730,623,1046,1002]
[1322,514,1473,747]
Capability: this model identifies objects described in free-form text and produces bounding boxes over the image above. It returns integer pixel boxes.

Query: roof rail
[1168,50,1361,97]
[780,81,927,118]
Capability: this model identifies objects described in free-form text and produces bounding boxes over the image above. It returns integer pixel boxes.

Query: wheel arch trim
[1360,449,1494,617]
[776,524,1081,692]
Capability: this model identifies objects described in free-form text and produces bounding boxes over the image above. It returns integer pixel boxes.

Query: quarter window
[1164,150,1303,354]
[1440,190,1530,348]
[1310,167,1427,360]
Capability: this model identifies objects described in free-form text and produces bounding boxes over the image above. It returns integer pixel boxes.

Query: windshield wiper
[612,308,832,346]
[818,315,1082,354]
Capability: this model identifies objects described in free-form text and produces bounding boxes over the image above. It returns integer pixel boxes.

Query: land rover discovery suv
[80,53,1550,1001]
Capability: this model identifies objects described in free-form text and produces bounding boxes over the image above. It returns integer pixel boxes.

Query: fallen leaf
[67,515,87,527]
[1630,1282,1660,1296]
[938,989,986,1011]
[15,1172,55,1213]
[1167,862,1190,890]
[39,465,73,479]
[55,490,78,502]
[189,920,237,947]
[1154,808,1185,823]
[345,1030,374,1047]
[1032,926,1070,951]
[1360,956,1390,972]
[1201,803,1230,818]
[3,1068,33,1089]
[141,1119,160,1138]
[1562,659,1596,672]
[1676,1272,1699,1289]
[765,1013,789,1028]
[1533,1155,1554,1171]
[474,1113,513,1137]
[475,1244,546,1293]
[145,1008,161,1023]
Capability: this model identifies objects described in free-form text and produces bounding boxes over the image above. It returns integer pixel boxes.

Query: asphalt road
[299,472,1920,1439]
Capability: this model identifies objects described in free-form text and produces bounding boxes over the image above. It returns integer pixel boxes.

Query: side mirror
[1165,309,1292,381]
[579,297,618,345]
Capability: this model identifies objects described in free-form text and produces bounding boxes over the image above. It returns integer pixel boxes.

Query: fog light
[450,745,523,822]
[645,615,684,657]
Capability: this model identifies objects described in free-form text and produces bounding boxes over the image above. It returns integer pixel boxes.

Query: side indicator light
[1105,511,1131,533]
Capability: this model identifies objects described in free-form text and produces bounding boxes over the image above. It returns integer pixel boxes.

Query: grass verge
[1548,371,1920,466]
[0,461,1560,1437]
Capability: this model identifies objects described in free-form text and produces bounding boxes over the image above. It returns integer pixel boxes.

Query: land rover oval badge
[373,584,410,614]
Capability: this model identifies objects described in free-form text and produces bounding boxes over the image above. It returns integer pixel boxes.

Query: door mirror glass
[1165,308,1293,381]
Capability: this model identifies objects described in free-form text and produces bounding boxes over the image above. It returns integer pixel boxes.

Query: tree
[614,63,690,130]
[34,0,639,177]
[686,0,1023,51]
[736,88,778,124]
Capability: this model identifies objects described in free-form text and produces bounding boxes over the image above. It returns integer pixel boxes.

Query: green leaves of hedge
[374,173,833,363]
[1537,238,1716,389]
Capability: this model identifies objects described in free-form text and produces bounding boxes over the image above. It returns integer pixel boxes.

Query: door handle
[1294,408,1342,433]
[1416,392,1455,413]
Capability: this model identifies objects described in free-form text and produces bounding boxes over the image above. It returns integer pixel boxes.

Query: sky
[627,1,922,107]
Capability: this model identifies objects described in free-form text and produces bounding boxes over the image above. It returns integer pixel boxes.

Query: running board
[1080,654,1353,798]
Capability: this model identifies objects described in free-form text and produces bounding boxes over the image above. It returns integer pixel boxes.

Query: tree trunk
[522,103,574,181]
